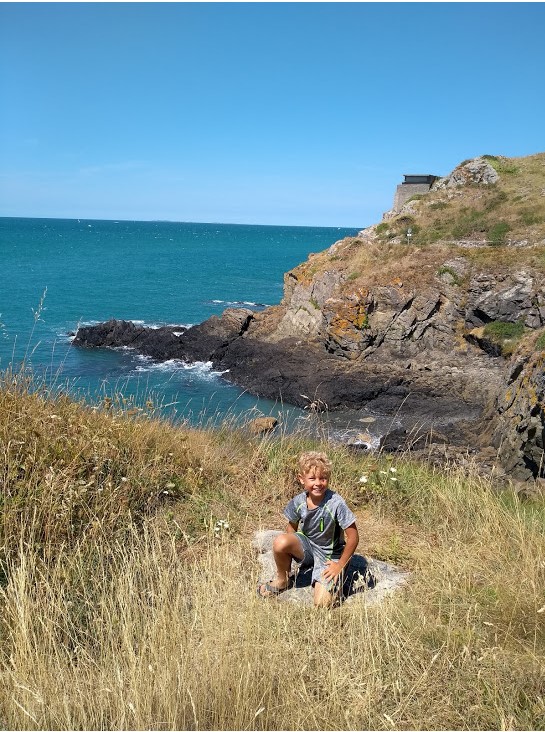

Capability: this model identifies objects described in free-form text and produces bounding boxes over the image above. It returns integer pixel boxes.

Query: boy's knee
[313,582,335,607]
[272,532,292,553]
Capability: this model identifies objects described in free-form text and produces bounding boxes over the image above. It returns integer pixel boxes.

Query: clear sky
[1,2,544,228]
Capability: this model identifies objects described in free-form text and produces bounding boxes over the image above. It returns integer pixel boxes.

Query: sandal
[257,578,292,598]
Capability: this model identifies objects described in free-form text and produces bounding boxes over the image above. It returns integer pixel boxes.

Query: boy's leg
[258,533,305,597]
[313,581,337,607]
[312,555,343,607]
[272,532,304,586]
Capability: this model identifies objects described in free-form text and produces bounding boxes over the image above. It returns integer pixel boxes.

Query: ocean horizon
[0,216,392,443]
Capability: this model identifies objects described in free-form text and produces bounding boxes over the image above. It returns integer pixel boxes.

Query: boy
[258,451,359,607]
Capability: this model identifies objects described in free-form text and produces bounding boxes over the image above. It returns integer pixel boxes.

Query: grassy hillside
[1,371,544,729]
[381,153,545,247]
[294,152,545,292]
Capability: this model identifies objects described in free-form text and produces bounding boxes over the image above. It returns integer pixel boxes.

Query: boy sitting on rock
[258,451,359,607]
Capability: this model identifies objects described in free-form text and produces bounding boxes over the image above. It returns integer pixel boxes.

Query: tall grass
[0,373,544,729]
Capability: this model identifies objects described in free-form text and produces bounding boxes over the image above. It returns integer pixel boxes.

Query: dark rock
[492,351,545,480]
[73,310,254,364]
[379,428,408,452]
[73,319,188,360]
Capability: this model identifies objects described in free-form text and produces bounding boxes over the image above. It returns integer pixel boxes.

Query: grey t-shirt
[284,489,357,558]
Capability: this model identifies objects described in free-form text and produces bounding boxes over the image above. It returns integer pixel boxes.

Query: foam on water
[209,299,269,308]
[132,354,228,380]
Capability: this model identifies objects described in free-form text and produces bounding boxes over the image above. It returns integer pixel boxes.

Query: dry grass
[0,374,544,730]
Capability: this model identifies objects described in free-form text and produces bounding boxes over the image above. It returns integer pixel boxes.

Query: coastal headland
[73,154,545,483]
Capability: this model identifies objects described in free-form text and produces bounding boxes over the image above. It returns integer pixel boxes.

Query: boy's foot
[257,579,291,598]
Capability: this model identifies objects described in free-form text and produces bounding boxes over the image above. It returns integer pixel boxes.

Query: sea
[0,217,387,444]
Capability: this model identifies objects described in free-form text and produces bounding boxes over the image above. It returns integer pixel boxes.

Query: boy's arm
[322,523,359,582]
[286,520,299,533]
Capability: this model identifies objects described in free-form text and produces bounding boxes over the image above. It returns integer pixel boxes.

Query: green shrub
[519,209,542,226]
[484,190,508,211]
[485,156,519,175]
[451,209,487,239]
[375,222,389,235]
[436,266,461,285]
[397,215,415,225]
[483,320,525,355]
[536,331,545,351]
[488,221,511,246]
[484,321,525,341]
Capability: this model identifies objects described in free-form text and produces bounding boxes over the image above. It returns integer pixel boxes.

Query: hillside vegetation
[1,371,544,730]
[295,152,545,292]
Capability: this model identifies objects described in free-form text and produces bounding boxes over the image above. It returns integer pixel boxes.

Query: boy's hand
[322,560,343,582]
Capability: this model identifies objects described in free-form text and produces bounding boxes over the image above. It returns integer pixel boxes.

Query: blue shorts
[293,531,342,592]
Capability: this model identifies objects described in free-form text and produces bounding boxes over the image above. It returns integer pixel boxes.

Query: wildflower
[213,519,230,538]
[390,477,398,482]
[389,467,397,473]
[358,475,368,484]
[380,470,388,475]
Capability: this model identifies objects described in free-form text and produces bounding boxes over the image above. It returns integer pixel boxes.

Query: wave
[63,319,193,337]
[209,299,269,309]
[132,355,229,379]
[127,320,193,330]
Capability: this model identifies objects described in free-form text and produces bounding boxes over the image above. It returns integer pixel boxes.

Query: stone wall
[393,183,432,213]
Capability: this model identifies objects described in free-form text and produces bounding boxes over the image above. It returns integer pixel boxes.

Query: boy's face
[299,467,329,501]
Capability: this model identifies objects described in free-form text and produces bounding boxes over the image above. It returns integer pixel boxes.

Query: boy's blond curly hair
[298,451,332,478]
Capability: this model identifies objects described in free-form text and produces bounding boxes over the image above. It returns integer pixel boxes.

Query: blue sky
[1,2,544,228]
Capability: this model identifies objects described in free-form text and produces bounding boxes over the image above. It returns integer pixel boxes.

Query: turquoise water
[1,217,367,434]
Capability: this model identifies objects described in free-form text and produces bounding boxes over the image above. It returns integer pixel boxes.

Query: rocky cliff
[73,153,545,482]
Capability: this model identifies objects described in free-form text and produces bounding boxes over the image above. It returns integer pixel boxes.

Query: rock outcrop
[253,530,409,607]
[72,154,545,481]
[433,156,499,189]
[492,347,545,481]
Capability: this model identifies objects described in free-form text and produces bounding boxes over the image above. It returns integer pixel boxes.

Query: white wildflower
[358,475,368,484]
[389,467,397,473]
[213,519,230,538]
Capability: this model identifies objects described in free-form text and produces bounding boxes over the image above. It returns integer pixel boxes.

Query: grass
[0,371,544,729]
[483,321,526,356]
[436,266,461,285]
